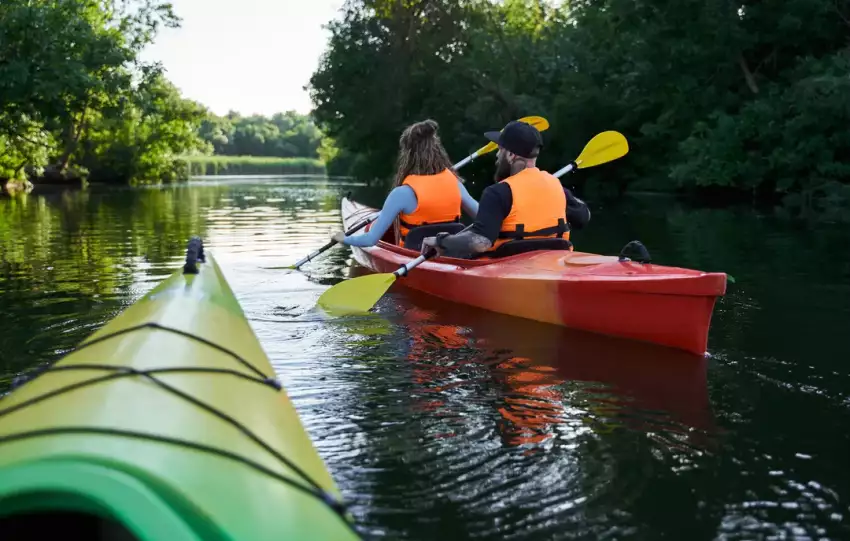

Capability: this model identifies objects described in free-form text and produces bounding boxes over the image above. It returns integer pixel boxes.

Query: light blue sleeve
[458,179,479,219]
[341,186,418,247]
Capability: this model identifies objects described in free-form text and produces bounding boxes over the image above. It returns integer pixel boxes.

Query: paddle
[316,130,629,315]
[451,115,549,170]
[290,115,550,270]
[552,131,629,177]
[290,213,378,270]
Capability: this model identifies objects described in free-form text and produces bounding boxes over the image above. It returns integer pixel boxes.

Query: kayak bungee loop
[1,365,279,422]
[0,365,359,535]
[0,364,319,492]
[183,235,206,275]
[0,322,361,537]
[75,322,282,389]
[618,240,652,264]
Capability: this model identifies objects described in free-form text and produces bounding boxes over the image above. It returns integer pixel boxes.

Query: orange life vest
[489,167,569,251]
[398,168,461,245]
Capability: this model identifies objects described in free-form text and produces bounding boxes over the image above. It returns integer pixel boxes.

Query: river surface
[2,177,849,540]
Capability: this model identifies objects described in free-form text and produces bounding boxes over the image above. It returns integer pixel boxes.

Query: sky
[139,0,346,117]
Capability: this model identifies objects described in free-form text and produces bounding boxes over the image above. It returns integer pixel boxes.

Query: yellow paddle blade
[316,273,398,316]
[475,115,550,156]
[575,131,629,169]
[476,141,499,155]
[520,115,549,132]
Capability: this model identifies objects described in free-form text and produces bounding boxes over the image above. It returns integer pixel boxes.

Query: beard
[494,155,512,182]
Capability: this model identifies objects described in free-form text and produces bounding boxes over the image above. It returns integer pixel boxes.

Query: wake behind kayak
[0,237,361,540]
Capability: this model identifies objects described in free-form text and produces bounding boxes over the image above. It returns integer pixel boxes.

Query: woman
[331,119,478,248]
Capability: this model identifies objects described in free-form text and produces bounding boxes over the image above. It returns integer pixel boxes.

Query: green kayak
[0,237,360,540]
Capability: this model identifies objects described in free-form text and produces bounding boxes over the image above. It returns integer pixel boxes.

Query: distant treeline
[180,155,325,177]
[198,112,323,159]
[309,0,850,220]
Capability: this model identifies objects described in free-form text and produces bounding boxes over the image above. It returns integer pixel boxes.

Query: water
[2,177,849,539]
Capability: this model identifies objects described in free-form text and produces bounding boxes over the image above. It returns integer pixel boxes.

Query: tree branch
[738,54,759,94]
[452,67,519,116]
[485,7,521,84]
[836,0,850,27]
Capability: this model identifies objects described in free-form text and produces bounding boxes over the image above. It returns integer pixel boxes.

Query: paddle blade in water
[576,131,629,169]
[317,273,397,316]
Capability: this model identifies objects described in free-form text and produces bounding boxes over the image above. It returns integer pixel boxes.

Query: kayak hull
[341,197,727,356]
[0,242,359,540]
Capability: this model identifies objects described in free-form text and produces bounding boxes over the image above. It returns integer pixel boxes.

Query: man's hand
[331,231,346,243]
[421,230,492,257]
[420,236,443,256]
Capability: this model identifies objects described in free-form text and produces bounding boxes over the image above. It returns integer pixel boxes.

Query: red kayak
[340,197,727,356]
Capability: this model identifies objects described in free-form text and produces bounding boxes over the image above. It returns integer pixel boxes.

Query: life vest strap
[497,218,568,240]
[399,215,460,231]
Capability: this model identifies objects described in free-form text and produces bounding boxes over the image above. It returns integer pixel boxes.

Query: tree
[0,0,181,178]
[0,0,213,184]
[79,68,209,183]
[308,0,850,217]
[195,111,324,159]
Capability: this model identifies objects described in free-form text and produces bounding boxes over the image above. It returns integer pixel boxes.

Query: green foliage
[79,70,210,183]
[672,52,850,221]
[317,136,356,177]
[309,0,850,219]
[178,155,325,177]
[0,0,206,184]
[198,111,324,159]
[0,120,56,181]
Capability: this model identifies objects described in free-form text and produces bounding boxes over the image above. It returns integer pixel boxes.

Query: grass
[178,155,326,177]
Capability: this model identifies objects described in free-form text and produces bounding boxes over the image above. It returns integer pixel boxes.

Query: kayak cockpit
[0,459,212,541]
[1,510,138,541]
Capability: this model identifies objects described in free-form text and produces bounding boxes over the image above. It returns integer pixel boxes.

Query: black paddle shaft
[292,213,376,269]
[316,217,373,255]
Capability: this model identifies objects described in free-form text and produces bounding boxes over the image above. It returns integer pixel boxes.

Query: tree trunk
[738,54,759,95]
[57,102,90,173]
[456,68,519,117]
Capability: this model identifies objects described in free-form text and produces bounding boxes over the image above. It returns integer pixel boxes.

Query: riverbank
[1,179,33,196]
[1,158,329,196]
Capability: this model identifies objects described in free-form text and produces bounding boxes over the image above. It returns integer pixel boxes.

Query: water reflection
[384,281,717,448]
[0,185,228,386]
[310,265,721,538]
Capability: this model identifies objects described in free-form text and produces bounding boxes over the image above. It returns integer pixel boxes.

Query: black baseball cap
[483,120,543,159]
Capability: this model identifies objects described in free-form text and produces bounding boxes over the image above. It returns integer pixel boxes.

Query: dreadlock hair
[392,119,456,189]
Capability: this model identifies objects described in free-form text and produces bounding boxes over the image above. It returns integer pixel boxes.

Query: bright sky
[139,0,345,117]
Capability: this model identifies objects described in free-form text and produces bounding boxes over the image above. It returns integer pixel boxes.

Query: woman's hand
[331,231,346,244]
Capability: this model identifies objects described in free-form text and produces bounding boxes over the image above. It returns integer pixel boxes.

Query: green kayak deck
[0,237,360,540]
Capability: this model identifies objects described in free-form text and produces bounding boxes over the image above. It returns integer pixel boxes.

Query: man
[421,120,590,258]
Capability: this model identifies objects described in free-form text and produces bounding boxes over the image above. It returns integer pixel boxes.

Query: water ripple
[3,180,850,539]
